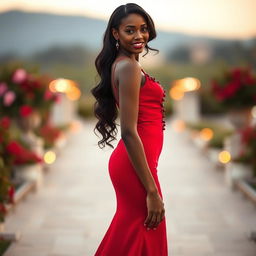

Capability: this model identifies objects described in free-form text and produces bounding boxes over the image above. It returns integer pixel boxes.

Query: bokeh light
[44,151,56,164]
[199,128,214,141]
[218,150,231,164]
[169,87,184,100]
[49,78,81,100]
[170,77,201,101]
[172,119,186,132]
[70,120,82,133]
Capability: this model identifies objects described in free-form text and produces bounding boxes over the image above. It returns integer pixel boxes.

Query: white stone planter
[14,163,43,190]
[225,162,253,189]
[224,133,242,159]
[237,178,256,205]
[54,133,67,151]
[207,148,223,167]
[192,135,208,150]
[228,108,252,130]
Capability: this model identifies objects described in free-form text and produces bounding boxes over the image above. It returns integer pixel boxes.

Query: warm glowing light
[170,77,201,100]
[49,80,57,92]
[44,151,56,164]
[70,120,81,132]
[49,78,81,101]
[218,151,231,164]
[66,86,81,101]
[169,87,184,100]
[172,119,186,132]
[55,79,70,92]
[182,77,201,92]
[252,105,256,118]
[199,128,213,141]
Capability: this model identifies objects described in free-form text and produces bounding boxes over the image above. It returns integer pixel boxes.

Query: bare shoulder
[115,58,141,78]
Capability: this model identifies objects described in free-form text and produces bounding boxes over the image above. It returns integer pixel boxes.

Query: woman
[91,3,168,255]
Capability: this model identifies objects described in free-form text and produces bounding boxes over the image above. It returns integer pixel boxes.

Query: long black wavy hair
[91,3,159,148]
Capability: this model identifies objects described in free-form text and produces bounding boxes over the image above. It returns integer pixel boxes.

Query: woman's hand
[144,191,165,230]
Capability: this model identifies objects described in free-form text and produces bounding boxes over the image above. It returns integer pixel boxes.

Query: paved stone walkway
[3,118,256,256]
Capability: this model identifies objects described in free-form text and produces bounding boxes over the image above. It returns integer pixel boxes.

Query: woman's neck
[117,49,139,61]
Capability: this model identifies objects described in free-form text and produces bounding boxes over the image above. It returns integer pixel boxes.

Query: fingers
[144,211,153,228]
[160,209,165,222]
[149,213,157,229]
[144,209,165,230]
[154,212,162,228]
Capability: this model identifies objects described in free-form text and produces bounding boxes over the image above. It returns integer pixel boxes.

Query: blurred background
[0,0,255,116]
[1,1,256,255]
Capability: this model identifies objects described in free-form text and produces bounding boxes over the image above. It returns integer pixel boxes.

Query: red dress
[94,62,168,256]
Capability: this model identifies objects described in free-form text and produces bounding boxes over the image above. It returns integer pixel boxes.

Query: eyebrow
[125,24,147,28]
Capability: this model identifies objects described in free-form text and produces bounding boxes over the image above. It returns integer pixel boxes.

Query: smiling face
[112,13,150,58]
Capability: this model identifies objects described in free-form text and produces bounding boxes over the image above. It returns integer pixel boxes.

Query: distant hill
[0,10,254,57]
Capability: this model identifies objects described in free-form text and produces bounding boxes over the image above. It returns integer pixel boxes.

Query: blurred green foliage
[0,240,11,255]
[186,120,233,149]
[77,95,95,119]
[2,41,255,117]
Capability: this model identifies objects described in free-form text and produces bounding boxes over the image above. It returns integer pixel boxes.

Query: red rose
[0,203,7,214]
[19,105,33,117]
[0,117,11,129]
[8,186,15,204]
[6,141,23,155]
[6,140,42,164]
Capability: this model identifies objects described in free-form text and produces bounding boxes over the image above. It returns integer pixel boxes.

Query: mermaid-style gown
[94,67,168,256]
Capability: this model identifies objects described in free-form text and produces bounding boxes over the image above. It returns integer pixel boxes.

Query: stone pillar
[51,94,76,126]
[174,91,200,122]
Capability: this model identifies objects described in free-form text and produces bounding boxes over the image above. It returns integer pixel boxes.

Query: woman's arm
[116,59,165,229]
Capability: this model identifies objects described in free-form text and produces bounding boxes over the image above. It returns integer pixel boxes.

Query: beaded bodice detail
[112,67,166,131]
[142,71,166,131]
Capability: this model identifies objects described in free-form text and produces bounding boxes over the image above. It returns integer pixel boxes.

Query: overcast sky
[1,0,255,39]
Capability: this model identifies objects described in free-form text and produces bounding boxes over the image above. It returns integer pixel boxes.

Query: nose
[134,30,143,39]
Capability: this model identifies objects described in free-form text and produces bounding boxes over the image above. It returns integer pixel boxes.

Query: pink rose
[44,90,53,100]
[0,82,8,97]
[54,93,61,103]
[3,91,16,106]
[12,69,27,84]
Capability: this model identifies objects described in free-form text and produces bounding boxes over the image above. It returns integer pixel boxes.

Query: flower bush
[0,116,43,222]
[0,171,14,222]
[0,67,60,118]
[0,117,15,222]
[36,124,62,149]
[211,67,256,109]
[6,141,43,165]
[233,125,256,176]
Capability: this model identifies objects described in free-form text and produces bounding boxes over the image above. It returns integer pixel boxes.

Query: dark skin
[112,13,165,230]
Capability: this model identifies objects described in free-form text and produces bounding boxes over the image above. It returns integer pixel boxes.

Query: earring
[116,39,119,50]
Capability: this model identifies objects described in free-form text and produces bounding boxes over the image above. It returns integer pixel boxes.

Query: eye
[126,29,134,34]
[141,27,148,32]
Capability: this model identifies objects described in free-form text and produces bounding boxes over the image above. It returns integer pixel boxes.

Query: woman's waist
[137,120,165,133]
[114,137,163,168]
